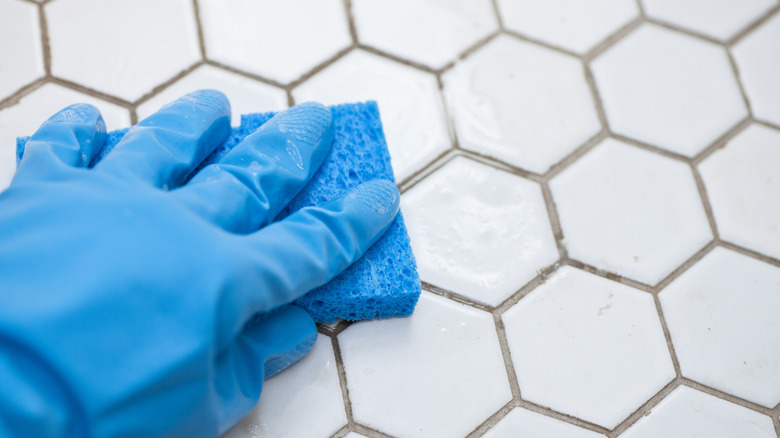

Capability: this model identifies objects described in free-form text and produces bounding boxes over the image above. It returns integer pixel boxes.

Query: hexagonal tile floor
[1,1,779,437]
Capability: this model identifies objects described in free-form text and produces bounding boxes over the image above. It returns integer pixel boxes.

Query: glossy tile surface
[484,408,606,438]
[591,24,747,157]
[732,13,780,126]
[221,335,346,438]
[339,292,512,438]
[199,0,351,84]
[503,267,675,428]
[660,247,780,407]
[0,0,43,101]
[496,0,639,54]
[402,156,559,306]
[352,0,498,69]
[699,124,780,260]
[641,0,776,41]
[136,65,288,126]
[443,35,601,174]
[550,138,712,285]
[293,50,450,181]
[619,386,776,438]
[46,0,200,101]
[2,2,780,437]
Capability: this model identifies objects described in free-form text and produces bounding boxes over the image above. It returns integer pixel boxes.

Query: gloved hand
[0,90,400,437]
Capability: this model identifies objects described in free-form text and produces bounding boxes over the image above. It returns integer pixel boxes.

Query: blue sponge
[17,101,422,323]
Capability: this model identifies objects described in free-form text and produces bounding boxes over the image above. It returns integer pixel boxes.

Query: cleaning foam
[17,101,421,323]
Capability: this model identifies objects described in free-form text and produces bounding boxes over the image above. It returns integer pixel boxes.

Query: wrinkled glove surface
[0,90,399,437]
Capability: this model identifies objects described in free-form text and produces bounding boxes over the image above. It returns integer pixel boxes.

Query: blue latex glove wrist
[0,91,400,437]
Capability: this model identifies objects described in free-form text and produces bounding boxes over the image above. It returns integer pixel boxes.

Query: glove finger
[17,103,106,175]
[170,102,333,234]
[95,89,231,189]
[213,305,316,434]
[229,179,400,328]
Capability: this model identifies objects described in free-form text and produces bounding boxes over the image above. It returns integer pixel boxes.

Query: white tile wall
[2,1,779,437]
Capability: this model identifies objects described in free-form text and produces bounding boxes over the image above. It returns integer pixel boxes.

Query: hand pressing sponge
[17,101,421,323]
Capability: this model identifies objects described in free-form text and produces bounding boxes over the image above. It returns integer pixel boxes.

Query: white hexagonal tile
[483,408,606,438]
[199,0,350,84]
[699,124,780,260]
[619,386,776,438]
[443,35,601,174]
[591,24,748,157]
[339,292,512,438]
[352,0,498,69]
[293,50,451,182]
[642,0,776,41]
[496,0,639,54]
[732,13,780,126]
[0,83,131,191]
[660,248,780,407]
[503,267,675,429]
[0,0,43,101]
[402,156,559,306]
[137,65,288,126]
[550,138,712,285]
[46,0,200,102]
[221,334,346,438]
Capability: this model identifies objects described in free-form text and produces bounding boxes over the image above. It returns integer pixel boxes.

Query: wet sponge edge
[17,101,422,323]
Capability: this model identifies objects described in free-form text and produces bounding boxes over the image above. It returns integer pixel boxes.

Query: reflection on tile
[619,386,776,438]
[591,24,747,156]
[352,0,498,69]
[0,83,131,190]
[222,334,346,438]
[339,292,511,438]
[46,0,200,102]
[484,408,606,438]
[660,247,780,407]
[699,124,780,260]
[443,35,600,174]
[642,0,775,41]
[496,0,639,54]
[732,13,780,126]
[137,65,288,126]
[503,267,675,429]
[402,156,559,306]
[550,138,712,285]
[293,50,450,181]
[199,0,350,84]
[0,0,43,101]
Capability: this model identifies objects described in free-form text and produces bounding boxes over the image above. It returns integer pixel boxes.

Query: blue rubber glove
[0,90,400,437]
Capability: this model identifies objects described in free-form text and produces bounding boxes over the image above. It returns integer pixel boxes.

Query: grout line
[634,0,645,15]
[680,378,779,417]
[726,50,755,117]
[608,379,680,436]
[564,259,655,293]
[726,5,780,48]
[48,77,133,108]
[356,44,438,75]
[544,130,608,179]
[329,334,356,428]
[514,399,611,436]
[540,183,568,260]
[494,262,561,315]
[421,281,493,313]
[492,314,522,399]
[489,0,504,30]
[691,164,721,239]
[286,46,355,90]
[502,29,581,58]
[131,61,204,107]
[328,425,351,438]
[37,1,51,76]
[582,61,610,132]
[652,292,682,373]
[190,0,208,60]
[610,133,690,163]
[583,16,644,62]
[719,241,780,269]
[342,0,359,45]
[691,117,751,165]
[0,78,47,111]
[465,400,516,438]
[399,149,460,194]
[645,17,724,45]
[351,424,397,438]
[205,60,289,90]
[652,240,717,292]
[755,119,780,133]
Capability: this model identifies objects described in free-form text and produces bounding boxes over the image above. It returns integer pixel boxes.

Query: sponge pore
[17,101,421,323]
